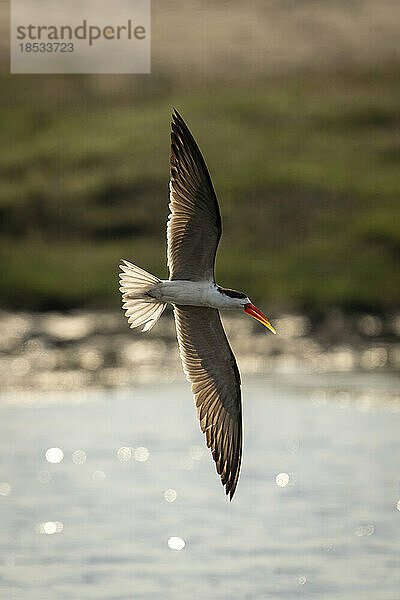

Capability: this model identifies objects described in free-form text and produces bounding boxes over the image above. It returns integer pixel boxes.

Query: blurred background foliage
[1,1,399,313]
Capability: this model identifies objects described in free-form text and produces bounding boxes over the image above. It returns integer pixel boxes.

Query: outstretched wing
[174,305,242,499]
[168,110,222,282]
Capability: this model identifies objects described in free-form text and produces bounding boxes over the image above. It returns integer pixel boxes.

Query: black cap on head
[217,287,247,299]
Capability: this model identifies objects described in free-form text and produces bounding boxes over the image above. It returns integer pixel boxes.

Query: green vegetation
[1,70,399,311]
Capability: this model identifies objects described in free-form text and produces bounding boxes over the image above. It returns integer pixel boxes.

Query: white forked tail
[119,260,166,332]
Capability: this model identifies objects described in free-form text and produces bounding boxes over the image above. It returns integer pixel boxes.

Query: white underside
[151,280,243,310]
[120,261,246,333]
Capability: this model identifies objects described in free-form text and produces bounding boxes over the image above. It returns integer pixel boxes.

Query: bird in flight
[119,110,276,499]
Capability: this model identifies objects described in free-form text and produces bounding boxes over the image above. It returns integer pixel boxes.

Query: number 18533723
[19,42,74,52]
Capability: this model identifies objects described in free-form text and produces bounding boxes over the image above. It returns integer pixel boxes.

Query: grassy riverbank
[2,69,400,311]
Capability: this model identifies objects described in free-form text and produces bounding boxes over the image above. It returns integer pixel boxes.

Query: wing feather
[174,305,242,499]
[168,110,222,282]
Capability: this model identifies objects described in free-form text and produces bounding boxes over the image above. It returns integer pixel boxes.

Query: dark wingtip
[171,108,183,140]
[228,485,237,501]
[172,108,183,124]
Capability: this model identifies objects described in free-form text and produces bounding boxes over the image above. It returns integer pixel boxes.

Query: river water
[0,371,399,599]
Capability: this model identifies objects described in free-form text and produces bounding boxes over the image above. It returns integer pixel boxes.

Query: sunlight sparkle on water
[361,347,387,369]
[168,536,185,550]
[72,450,87,464]
[164,488,177,502]
[276,472,290,487]
[45,447,64,463]
[311,390,327,406]
[117,447,132,462]
[0,482,11,496]
[134,447,149,462]
[357,315,382,336]
[396,500,400,511]
[323,543,334,553]
[356,524,375,537]
[37,521,63,535]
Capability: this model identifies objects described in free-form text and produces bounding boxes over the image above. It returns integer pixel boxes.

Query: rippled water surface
[1,372,400,599]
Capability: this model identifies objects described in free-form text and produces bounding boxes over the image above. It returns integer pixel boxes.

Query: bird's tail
[119,260,166,332]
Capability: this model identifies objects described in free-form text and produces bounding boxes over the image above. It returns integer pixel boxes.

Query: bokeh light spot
[164,488,177,502]
[134,447,149,462]
[0,482,11,496]
[72,450,87,464]
[168,536,185,550]
[311,389,326,406]
[356,524,375,537]
[117,447,132,462]
[37,521,63,535]
[45,447,64,464]
[276,472,290,487]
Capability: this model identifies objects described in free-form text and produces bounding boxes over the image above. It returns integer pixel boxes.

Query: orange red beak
[244,303,277,334]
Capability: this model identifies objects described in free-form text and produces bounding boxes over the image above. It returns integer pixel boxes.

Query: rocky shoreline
[0,309,399,395]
